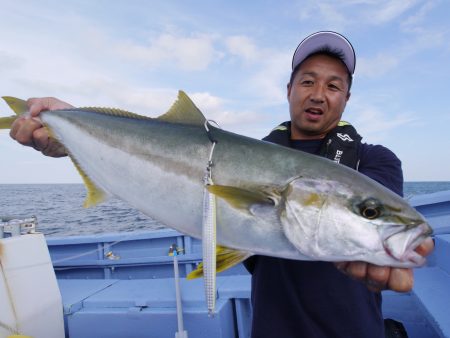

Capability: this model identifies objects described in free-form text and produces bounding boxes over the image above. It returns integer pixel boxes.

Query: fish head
[280,176,432,267]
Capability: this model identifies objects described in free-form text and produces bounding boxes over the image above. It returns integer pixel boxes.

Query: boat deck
[58,276,251,338]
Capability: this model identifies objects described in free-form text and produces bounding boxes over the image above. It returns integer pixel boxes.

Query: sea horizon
[1,182,450,237]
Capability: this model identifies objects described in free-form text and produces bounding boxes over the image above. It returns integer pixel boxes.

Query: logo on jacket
[334,150,343,163]
[337,133,354,142]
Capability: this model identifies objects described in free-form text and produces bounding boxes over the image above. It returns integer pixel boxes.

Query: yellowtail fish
[0,92,432,276]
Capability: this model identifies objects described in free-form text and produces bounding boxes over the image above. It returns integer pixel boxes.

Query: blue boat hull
[47,190,450,338]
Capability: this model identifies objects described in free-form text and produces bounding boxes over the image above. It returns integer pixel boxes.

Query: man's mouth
[304,108,324,121]
[305,108,323,115]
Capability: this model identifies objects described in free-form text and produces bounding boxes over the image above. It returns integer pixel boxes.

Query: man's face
[287,54,351,140]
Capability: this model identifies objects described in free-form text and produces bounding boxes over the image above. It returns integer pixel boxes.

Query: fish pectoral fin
[207,185,277,210]
[69,155,108,207]
[187,246,252,280]
[2,96,29,115]
[157,91,206,126]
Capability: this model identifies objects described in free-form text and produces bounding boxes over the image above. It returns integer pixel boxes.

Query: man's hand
[10,97,73,157]
[335,237,434,292]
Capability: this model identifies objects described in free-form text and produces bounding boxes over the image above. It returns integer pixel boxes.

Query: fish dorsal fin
[68,154,108,207]
[157,90,206,126]
[186,245,252,279]
[77,107,151,120]
[2,96,28,115]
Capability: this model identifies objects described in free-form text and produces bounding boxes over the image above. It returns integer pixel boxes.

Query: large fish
[0,92,432,271]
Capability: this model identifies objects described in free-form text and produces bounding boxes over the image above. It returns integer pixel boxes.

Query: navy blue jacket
[245,130,403,338]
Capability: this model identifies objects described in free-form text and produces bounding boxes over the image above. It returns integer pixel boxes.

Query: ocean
[1,182,450,237]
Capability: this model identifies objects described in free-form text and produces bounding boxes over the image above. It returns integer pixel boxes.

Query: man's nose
[310,85,325,102]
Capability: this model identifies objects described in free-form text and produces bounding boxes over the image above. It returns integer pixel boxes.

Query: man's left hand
[335,237,434,292]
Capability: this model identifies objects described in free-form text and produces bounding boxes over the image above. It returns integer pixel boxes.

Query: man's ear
[346,91,351,102]
[287,82,291,100]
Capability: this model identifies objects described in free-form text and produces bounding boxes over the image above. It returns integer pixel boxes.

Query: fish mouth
[382,222,432,265]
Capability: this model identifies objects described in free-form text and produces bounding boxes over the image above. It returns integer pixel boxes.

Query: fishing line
[204,119,220,145]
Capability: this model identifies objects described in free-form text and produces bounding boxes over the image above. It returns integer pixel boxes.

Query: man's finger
[366,265,390,284]
[27,97,74,117]
[415,237,434,257]
[10,118,42,147]
[28,97,50,117]
[344,261,367,280]
[32,127,50,151]
[9,117,23,141]
[387,268,413,292]
[365,265,390,291]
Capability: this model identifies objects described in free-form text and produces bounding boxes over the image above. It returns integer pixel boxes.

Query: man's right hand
[10,97,73,157]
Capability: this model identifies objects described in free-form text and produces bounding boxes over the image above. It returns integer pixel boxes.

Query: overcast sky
[1,0,449,183]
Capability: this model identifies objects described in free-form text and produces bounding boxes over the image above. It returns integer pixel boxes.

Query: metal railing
[0,216,37,238]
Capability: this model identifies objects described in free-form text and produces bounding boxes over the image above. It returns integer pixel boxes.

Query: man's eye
[329,84,341,91]
[301,80,313,86]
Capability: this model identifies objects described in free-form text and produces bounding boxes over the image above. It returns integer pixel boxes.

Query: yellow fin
[37,113,106,207]
[0,116,16,129]
[77,107,150,120]
[1,96,28,129]
[187,246,252,279]
[69,155,107,207]
[2,96,28,115]
[157,90,206,126]
[207,185,275,210]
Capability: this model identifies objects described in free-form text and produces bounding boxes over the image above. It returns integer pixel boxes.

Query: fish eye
[359,198,382,219]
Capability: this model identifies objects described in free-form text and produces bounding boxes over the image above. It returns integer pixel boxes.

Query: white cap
[292,31,356,74]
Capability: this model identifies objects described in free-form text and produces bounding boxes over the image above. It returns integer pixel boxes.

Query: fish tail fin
[2,96,29,115]
[0,116,17,129]
[0,96,29,129]
[187,246,252,280]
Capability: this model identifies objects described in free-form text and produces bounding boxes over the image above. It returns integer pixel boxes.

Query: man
[242,31,433,338]
[10,31,433,338]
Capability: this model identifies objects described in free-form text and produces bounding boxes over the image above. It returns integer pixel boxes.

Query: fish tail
[2,96,29,115]
[0,96,29,129]
[0,116,16,129]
